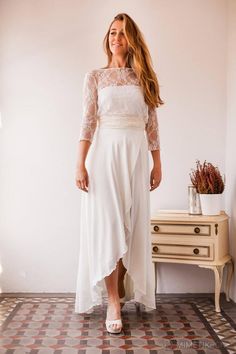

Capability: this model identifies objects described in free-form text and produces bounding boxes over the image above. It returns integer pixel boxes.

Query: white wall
[0,0,233,298]
[225,0,236,301]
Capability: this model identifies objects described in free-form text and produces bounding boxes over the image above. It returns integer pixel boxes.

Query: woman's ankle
[108,296,120,305]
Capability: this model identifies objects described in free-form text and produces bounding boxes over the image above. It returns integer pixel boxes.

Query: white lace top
[79,67,160,151]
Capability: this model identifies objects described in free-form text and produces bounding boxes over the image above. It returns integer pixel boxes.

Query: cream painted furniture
[151,210,234,312]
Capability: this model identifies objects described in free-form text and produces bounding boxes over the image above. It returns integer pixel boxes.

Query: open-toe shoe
[105,318,123,334]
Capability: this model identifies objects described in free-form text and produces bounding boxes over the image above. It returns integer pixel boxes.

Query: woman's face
[108,20,128,56]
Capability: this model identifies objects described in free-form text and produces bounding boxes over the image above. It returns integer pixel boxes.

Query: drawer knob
[193,248,199,255]
[194,227,200,234]
[153,225,159,232]
[153,246,159,253]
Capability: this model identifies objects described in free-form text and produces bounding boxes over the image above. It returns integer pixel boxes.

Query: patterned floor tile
[0,294,235,353]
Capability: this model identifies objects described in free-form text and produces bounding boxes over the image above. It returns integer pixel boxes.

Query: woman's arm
[75,140,91,192]
[75,71,98,192]
[145,106,162,191]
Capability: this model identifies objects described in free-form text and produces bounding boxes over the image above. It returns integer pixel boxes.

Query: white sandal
[105,318,123,334]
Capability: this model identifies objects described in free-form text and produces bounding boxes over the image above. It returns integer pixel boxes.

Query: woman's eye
[110,32,124,35]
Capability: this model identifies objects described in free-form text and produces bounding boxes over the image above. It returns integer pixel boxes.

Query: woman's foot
[106,299,122,333]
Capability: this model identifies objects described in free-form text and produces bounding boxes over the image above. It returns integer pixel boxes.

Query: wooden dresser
[151,210,234,312]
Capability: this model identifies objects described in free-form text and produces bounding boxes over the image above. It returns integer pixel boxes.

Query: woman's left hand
[150,166,162,191]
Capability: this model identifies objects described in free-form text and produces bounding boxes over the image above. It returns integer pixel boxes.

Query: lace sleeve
[145,106,160,151]
[79,71,98,143]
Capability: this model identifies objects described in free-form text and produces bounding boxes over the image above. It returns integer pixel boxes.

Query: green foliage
[189,160,225,194]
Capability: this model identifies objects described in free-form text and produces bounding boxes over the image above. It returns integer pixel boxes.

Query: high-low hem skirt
[74,119,156,314]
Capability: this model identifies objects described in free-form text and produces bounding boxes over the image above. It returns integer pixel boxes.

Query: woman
[75,13,163,334]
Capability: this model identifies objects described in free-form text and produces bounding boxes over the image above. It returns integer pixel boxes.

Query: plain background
[0,0,235,302]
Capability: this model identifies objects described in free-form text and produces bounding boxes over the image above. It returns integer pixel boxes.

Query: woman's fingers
[81,178,88,192]
[76,168,89,193]
[150,179,159,191]
[150,168,162,191]
[79,178,88,192]
[150,171,154,188]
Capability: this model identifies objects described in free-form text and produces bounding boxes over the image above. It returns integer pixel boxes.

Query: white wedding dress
[74,67,160,314]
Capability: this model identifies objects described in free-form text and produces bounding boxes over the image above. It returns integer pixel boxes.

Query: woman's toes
[114,323,120,331]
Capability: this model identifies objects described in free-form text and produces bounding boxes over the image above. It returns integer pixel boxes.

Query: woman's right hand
[75,165,89,193]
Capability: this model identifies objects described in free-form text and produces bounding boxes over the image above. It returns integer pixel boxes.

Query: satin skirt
[74,115,156,314]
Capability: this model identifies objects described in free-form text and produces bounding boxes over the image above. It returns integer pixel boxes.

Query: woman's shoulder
[84,68,107,81]
[83,67,115,84]
[85,67,107,75]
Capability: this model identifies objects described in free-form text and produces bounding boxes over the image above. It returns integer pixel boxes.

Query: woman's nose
[115,33,122,41]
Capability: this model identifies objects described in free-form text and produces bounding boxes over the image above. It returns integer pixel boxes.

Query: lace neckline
[99,67,133,70]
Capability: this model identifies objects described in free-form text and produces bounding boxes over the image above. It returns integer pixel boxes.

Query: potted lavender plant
[189,160,225,215]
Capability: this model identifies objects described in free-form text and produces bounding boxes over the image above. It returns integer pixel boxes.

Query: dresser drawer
[151,223,211,236]
[152,242,214,260]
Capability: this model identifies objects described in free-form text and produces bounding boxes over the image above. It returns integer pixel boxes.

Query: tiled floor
[0,293,236,353]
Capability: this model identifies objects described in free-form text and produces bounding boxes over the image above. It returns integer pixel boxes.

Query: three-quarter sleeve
[145,106,160,151]
[79,71,98,143]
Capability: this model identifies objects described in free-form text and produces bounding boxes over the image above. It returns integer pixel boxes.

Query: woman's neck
[109,57,128,68]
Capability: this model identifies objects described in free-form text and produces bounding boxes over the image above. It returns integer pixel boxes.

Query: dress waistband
[98,115,146,129]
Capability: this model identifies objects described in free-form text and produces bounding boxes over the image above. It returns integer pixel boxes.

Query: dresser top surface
[151,209,229,222]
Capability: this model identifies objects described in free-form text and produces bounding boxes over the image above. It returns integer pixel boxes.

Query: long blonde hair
[103,13,164,109]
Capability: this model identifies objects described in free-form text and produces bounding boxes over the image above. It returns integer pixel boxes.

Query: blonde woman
[75,13,163,334]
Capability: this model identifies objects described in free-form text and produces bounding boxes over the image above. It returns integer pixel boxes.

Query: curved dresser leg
[225,258,234,302]
[199,264,225,312]
[212,265,224,312]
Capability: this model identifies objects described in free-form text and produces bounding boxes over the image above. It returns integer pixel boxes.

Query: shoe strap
[106,319,122,325]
